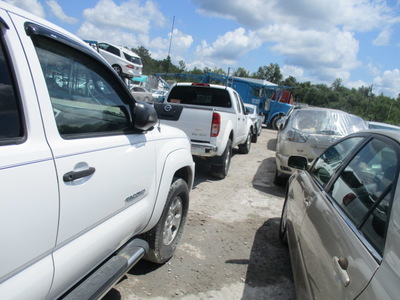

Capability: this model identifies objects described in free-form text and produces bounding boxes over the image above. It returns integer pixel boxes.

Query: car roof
[353,129,400,143]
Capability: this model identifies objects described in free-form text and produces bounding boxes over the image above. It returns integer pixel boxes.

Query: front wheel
[238,132,251,154]
[141,178,189,264]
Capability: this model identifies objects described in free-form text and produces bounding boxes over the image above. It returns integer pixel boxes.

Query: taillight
[343,193,356,206]
[126,64,134,69]
[192,83,210,87]
[211,112,221,137]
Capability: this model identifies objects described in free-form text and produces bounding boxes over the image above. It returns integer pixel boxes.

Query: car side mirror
[288,156,308,170]
[132,101,158,131]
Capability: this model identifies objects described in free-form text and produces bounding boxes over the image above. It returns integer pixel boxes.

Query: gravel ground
[103,127,296,300]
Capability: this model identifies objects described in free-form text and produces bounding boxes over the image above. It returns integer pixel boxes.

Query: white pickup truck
[154,82,253,179]
[0,3,194,299]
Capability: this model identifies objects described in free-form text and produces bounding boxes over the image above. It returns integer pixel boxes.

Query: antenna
[168,16,175,58]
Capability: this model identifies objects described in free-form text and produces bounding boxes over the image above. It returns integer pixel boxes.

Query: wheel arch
[140,148,194,233]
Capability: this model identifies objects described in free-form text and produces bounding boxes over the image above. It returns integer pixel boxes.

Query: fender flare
[141,147,194,232]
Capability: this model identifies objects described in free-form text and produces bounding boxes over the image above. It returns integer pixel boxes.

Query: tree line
[132,46,400,125]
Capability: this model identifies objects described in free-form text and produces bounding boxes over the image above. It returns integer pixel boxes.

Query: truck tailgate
[154,103,213,143]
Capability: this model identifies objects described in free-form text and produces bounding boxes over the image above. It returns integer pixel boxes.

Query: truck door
[0,12,58,297]
[16,21,157,295]
[233,92,247,143]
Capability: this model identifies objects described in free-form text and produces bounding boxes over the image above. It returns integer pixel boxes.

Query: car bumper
[191,142,218,157]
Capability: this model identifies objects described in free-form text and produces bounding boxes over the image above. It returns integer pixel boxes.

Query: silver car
[275,107,367,184]
[244,103,264,143]
[280,130,400,299]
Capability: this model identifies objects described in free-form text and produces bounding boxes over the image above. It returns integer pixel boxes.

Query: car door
[0,11,58,297]
[13,19,158,296]
[298,135,398,299]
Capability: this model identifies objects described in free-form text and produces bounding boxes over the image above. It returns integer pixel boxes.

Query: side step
[63,238,149,300]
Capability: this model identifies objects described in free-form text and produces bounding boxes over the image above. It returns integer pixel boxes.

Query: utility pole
[168,16,175,58]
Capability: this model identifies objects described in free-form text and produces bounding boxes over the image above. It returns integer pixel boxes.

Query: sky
[5,0,400,98]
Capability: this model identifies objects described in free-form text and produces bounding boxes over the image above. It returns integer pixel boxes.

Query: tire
[279,196,289,244]
[210,139,232,179]
[238,132,251,154]
[271,115,281,130]
[141,178,189,264]
[112,64,122,76]
[251,132,258,143]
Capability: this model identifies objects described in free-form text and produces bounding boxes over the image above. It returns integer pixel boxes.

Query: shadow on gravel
[230,217,295,299]
[252,157,286,197]
[267,137,277,151]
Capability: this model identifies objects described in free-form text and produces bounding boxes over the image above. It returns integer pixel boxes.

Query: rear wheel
[211,139,232,179]
[141,178,189,264]
[238,132,251,154]
[112,64,122,76]
[271,115,281,130]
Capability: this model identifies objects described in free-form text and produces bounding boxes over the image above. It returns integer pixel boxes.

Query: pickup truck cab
[0,3,194,299]
[155,82,253,179]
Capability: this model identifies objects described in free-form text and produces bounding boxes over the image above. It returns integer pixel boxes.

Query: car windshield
[246,106,255,114]
[292,109,367,136]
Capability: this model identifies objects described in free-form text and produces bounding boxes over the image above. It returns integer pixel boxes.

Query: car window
[32,36,132,138]
[311,137,365,186]
[329,138,398,255]
[0,37,24,142]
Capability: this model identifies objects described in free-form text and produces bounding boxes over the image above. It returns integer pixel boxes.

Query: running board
[63,238,149,300]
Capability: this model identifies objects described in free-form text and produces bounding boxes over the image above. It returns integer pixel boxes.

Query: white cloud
[373,27,392,46]
[82,0,165,34]
[5,0,45,18]
[373,69,400,98]
[195,28,262,66]
[46,0,78,24]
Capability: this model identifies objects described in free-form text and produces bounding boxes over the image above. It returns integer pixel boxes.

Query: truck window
[167,86,232,108]
[32,36,132,138]
[0,38,23,142]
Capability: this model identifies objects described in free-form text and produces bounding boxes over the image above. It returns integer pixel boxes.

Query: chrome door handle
[333,256,350,287]
[63,167,96,182]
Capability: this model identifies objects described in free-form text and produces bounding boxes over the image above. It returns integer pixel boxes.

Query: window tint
[167,86,232,107]
[0,38,23,141]
[329,138,398,255]
[311,137,364,186]
[32,36,131,137]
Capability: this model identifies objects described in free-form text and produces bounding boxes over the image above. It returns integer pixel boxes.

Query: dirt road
[104,128,296,300]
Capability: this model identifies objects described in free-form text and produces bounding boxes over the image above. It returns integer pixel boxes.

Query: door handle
[304,197,312,207]
[333,256,350,287]
[63,167,96,182]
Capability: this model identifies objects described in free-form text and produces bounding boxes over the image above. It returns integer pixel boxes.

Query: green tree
[233,67,250,77]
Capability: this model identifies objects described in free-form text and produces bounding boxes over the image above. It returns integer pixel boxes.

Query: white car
[98,41,142,78]
[0,2,194,299]
[275,107,368,184]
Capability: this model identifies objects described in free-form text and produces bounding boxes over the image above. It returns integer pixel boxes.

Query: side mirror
[288,156,308,170]
[132,101,158,131]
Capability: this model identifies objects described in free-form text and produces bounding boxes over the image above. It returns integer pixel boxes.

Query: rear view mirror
[132,101,158,131]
